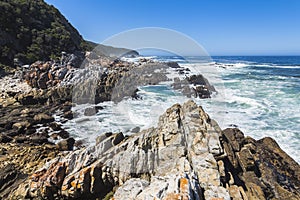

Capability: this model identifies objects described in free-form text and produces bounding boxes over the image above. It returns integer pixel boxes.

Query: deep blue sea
[63,56,300,163]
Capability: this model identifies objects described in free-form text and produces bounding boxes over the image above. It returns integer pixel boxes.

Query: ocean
[61,56,300,163]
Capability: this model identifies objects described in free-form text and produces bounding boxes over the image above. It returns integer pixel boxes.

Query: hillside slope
[0,0,138,68]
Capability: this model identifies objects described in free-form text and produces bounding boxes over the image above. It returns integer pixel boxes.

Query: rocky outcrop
[0,143,62,199]
[21,51,214,105]
[10,100,300,199]
[220,128,300,200]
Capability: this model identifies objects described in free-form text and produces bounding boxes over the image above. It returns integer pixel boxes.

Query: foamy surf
[61,56,300,163]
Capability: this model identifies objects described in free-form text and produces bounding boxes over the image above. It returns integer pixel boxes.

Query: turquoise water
[159,56,300,163]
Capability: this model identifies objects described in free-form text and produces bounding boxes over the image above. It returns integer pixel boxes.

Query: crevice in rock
[222,157,246,190]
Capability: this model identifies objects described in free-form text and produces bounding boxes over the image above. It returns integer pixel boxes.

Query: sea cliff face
[9,100,300,200]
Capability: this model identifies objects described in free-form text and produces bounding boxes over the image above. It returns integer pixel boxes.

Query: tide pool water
[63,56,300,163]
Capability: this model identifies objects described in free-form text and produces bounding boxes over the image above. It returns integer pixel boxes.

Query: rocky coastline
[0,1,299,199]
[5,100,300,199]
[0,51,220,199]
[0,51,299,199]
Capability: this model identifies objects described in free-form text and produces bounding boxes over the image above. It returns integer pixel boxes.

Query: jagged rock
[220,128,300,200]
[11,101,225,199]
[8,101,300,200]
[0,143,61,199]
[113,178,149,199]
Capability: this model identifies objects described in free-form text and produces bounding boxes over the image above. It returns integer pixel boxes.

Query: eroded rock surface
[9,101,300,199]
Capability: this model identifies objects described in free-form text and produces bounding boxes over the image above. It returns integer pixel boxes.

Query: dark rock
[63,111,73,120]
[166,61,181,68]
[25,128,36,135]
[220,128,300,199]
[131,88,141,100]
[193,85,211,98]
[15,136,27,143]
[5,130,19,137]
[33,113,54,124]
[222,128,244,151]
[105,132,113,137]
[49,122,62,131]
[74,139,85,148]
[12,121,31,133]
[0,147,7,155]
[18,95,38,105]
[30,135,49,144]
[57,130,69,139]
[131,127,140,133]
[187,74,208,85]
[0,134,13,143]
[37,72,49,89]
[56,138,75,151]
[0,164,26,198]
[112,132,124,146]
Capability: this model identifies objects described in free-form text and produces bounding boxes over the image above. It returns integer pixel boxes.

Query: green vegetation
[102,191,114,200]
[0,0,93,66]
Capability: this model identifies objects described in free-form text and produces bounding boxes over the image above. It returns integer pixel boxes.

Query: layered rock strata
[9,100,300,199]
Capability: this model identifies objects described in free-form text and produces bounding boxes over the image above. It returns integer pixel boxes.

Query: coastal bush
[0,0,93,66]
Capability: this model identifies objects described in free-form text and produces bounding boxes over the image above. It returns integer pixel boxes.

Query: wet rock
[131,126,140,133]
[187,74,208,85]
[33,113,54,124]
[57,130,70,139]
[166,61,181,68]
[112,132,124,145]
[193,85,211,98]
[49,122,62,131]
[0,134,13,143]
[63,110,73,119]
[84,107,98,116]
[56,138,75,151]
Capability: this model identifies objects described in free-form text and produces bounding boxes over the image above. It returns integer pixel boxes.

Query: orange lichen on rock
[179,178,189,200]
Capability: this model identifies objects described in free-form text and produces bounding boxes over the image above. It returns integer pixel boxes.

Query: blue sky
[45,0,300,56]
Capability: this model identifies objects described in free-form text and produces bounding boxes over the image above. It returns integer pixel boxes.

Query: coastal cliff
[8,101,300,200]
